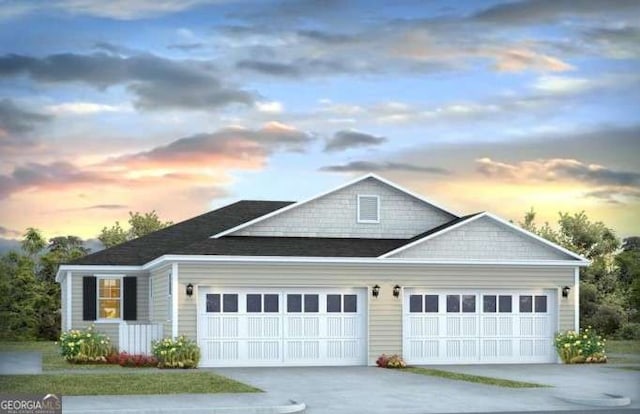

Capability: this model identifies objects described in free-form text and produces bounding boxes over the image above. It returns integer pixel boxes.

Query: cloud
[0,226,21,237]
[0,53,254,111]
[108,122,314,169]
[46,102,132,115]
[167,42,205,51]
[324,130,387,152]
[0,99,50,135]
[472,0,640,25]
[255,101,283,114]
[584,26,640,58]
[85,204,128,210]
[0,161,112,200]
[476,157,640,187]
[0,0,217,20]
[320,161,450,175]
[493,48,573,72]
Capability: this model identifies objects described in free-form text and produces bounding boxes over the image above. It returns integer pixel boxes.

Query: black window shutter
[82,276,97,321]
[123,276,137,321]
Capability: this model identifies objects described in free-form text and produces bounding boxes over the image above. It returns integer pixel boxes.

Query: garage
[403,289,557,364]
[198,287,367,367]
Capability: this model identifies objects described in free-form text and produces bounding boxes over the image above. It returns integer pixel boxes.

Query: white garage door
[403,289,557,364]
[198,288,367,367]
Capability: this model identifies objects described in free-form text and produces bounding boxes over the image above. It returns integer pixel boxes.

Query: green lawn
[606,340,640,364]
[0,372,260,395]
[405,367,549,388]
[0,341,121,371]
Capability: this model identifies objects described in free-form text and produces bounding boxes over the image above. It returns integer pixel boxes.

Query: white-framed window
[96,275,124,320]
[357,194,380,223]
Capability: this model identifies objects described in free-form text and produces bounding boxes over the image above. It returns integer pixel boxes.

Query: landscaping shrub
[58,325,112,364]
[554,327,607,364]
[376,354,406,368]
[116,352,158,368]
[587,303,625,337]
[152,335,200,368]
[616,322,640,340]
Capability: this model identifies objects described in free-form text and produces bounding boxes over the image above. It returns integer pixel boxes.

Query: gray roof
[68,200,477,266]
[68,200,293,265]
[173,236,409,257]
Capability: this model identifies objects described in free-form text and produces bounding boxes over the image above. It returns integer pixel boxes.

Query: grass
[0,341,121,371]
[405,367,549,388]
[605,340,640,364]
[0,372,261,395]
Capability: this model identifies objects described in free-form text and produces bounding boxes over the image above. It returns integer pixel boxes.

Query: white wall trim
[172,263,179,338]
[66,271,72,331]
[574,267,580,331]
[144,254,589,268]
[55,265,142,282]
[211,173,458,238]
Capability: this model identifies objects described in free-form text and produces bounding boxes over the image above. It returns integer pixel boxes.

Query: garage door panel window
[447,295,460,313]
[425,295,438,313]
[483,295,497,313]
[247,294,262,313]
[410,295,423,313]
[265,294,279,313]
[462,295,476,313]
[287,294,302,313]
[304,294,319,312]
[519,295,533,313]
[499,295,512,313]
[206,294,221,313]
[344,294,357,313]
[223,294,238,313]
[327,294,341,312]
[534,296,547,313]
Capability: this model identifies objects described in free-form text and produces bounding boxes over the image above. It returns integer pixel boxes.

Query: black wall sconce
[186,283,194,297]
[393,284,401,298]
[372,284,380,298]
[562,286,570,298]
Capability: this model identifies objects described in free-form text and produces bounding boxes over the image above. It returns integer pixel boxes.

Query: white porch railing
[119,323,163,355]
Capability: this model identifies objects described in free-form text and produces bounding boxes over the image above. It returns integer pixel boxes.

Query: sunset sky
[1,0,639,250]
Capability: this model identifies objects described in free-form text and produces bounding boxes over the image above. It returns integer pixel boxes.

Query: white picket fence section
[119,323,163,355]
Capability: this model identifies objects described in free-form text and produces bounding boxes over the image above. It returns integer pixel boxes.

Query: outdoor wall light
[393,284,401,298]
[372,284,380,298]
[186,283,194,297]
[562,286,570,298]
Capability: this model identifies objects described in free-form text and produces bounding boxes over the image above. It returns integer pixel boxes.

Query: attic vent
[357,195,380,223]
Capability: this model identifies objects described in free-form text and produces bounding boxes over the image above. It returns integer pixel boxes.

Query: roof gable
[382,212,588,262]
[214,174,458,239]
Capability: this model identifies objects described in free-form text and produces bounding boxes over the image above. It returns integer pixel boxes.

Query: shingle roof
[405,212,484,242]
[68,200,294,265]
[173,236,409,257]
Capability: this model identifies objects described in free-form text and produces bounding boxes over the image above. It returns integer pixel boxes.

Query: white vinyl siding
[66,270,149,349]
[357,195,380,223]
[232,177,454,238]
[390,216,575,261]
[149,265,171,337]
[176,262,577,365]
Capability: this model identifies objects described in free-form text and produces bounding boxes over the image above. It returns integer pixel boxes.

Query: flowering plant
[554,327,606,364]
[115,352,158,367]
[152,335,200,368]
[376,353,406,369]
[58,325,112,364]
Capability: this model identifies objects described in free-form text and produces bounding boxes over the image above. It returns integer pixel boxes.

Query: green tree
[99,210,172,248]
[0,252,41,340]
[520,210,623,332]
[20,227,46,259]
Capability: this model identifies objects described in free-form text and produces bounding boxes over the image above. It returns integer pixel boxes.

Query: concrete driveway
[214,365,640,414]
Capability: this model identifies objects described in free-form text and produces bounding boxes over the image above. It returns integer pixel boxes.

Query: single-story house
[56,174,588,366]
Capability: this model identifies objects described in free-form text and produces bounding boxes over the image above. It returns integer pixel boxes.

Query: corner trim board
[172,263,179,338]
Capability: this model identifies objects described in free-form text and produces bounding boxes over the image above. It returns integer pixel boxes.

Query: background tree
[521,209,638,338]
[99,210,172,248]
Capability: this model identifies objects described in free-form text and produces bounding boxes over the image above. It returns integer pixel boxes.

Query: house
[56,174,588,366]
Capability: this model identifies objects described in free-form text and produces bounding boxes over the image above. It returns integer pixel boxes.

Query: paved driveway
[214,364,640,413]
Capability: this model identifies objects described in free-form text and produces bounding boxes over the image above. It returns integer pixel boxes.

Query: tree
[519,209,625,331]
[99,210,172,248]
[21,228,46,259]
[0,252,41,340]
